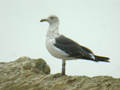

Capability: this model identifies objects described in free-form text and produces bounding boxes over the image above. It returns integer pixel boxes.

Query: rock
[0,57,120,90]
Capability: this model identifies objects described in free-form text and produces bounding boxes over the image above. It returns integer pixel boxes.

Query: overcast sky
[0,0,120,77]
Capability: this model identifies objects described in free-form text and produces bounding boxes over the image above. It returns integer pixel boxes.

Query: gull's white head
[40,15,59,24]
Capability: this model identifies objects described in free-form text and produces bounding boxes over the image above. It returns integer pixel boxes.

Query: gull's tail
[94,55,110,62]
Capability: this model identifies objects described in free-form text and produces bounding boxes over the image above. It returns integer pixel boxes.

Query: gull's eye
[50,17,54,20]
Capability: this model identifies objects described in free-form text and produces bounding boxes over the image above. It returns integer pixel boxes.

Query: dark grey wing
[54,35,94,60]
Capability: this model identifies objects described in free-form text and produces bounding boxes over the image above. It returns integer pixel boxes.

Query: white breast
[46,38,69,59]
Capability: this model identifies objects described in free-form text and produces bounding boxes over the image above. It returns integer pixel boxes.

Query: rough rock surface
[0,57,120,90]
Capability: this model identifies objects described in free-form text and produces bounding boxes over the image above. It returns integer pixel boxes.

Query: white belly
[46,39,70,60]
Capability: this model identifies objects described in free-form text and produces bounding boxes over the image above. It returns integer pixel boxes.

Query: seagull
[40,15,110,75]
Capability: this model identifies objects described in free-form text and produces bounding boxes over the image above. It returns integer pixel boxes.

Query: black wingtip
[95,55,110,63]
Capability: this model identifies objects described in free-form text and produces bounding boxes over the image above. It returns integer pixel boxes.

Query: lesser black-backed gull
[40,15,110,75]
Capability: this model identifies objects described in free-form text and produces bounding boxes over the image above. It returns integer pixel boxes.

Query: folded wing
[54,35,95,60]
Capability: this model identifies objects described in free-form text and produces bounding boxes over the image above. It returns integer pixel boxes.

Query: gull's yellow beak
[40,19,48,22]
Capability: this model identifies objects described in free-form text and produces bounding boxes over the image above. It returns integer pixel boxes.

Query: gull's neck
[47,22,60,39]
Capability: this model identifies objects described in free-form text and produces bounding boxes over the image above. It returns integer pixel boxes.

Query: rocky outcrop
[0,57,120,90]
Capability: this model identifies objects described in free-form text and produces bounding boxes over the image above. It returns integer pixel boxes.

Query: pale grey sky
[0,0,120,77]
